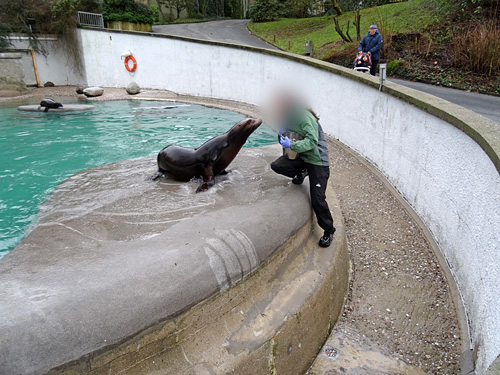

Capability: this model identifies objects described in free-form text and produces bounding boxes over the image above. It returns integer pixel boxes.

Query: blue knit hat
[370,24,377,29]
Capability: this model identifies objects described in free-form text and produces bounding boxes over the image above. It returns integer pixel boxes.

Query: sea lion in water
[38,98,63,112]
[152,118,263,192]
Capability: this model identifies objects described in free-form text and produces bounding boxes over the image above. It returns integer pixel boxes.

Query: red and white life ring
[124,56,137,72]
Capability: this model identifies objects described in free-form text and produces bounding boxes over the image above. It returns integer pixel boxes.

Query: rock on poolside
[126,82,140,95]
[83,87,104,97]
[44,81,55,87]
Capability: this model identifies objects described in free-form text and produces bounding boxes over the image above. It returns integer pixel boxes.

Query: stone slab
[0,145,313,375]
[17,104,96,112]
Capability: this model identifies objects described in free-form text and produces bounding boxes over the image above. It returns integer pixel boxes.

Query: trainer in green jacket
[271,103,336,248]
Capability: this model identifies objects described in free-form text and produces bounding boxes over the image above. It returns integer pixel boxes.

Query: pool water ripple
[0,100,275,258]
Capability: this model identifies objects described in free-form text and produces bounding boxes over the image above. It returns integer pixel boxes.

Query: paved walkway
[153,20,277,49]
[153,20,499,124]
[391,78,500,124]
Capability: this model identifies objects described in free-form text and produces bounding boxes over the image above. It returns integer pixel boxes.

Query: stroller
[353,52,372,74]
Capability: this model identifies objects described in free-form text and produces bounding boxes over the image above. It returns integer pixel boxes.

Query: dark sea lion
[152,118,263,192]
[38,98,63,112]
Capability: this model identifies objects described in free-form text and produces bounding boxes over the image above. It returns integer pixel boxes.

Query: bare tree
[333,16,351,42]
[354,8,361,40]
[157,0,188,19]
[330,0,342,15]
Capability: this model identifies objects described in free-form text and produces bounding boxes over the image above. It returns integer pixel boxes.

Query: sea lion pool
[0,100,275,258]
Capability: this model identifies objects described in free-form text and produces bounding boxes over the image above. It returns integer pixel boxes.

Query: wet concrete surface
[309,321,427,375]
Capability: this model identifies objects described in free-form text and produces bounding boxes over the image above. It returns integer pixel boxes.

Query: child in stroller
[354,52,372,73]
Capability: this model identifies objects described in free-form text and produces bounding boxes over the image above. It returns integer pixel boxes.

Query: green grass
[248,0,438,59]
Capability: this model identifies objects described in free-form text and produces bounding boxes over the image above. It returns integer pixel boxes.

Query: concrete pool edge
[49,183,349,375]
[0,142,349,375]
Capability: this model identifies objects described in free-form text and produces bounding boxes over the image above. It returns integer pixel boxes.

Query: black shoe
[319,229,336,248]
[292,169,308,185]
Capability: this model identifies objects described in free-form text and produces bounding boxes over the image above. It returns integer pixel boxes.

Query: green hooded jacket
[287,109,330,167]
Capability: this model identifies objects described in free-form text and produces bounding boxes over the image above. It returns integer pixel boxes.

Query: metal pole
[379,63,387,91]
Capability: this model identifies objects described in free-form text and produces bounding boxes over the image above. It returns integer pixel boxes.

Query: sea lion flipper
[196,178,214,193]
[44,107,49,112]
[150,171,165,181]
[196,165,215,193]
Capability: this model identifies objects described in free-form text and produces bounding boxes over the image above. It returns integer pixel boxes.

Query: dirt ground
[327,140,462,374]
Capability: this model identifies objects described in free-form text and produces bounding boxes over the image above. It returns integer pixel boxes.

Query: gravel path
[326,139,462,374]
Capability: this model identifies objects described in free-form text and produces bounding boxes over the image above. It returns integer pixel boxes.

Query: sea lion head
[227,118,262,144]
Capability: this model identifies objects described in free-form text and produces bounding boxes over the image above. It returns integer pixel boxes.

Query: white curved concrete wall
[76,28,500,374]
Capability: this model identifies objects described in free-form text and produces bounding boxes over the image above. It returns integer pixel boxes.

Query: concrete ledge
[0,145,349,374]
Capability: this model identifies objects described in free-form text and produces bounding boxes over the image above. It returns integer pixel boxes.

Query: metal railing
[77,11,104,28]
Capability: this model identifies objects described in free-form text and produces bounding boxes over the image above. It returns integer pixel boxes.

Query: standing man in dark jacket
[358,24,383,76]
[270,98,336,248]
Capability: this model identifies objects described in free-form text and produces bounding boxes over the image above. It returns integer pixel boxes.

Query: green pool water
[0,100,275,258]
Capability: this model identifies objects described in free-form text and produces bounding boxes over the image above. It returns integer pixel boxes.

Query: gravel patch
[328,139,462,374]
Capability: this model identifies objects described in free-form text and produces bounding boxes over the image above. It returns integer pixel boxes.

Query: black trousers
[371,59,379,76]
[271,156,335,234]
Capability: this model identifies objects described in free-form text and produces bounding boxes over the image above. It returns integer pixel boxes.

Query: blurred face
[369,28,377,35]
[267,92,298,130]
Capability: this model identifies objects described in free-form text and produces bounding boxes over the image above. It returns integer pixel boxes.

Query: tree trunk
[333,17,350,43]
[199,0,208,16]
[345,20,353,42]
[355,9,361,40]
[331,0,342,15]
[155,0,168,22]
